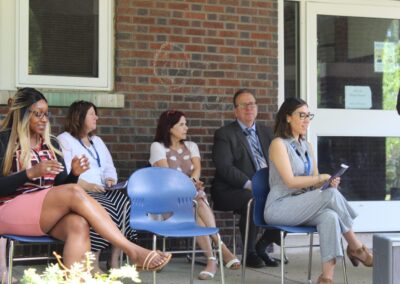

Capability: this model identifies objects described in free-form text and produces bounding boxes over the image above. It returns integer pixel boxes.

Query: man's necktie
[245,128,267,170]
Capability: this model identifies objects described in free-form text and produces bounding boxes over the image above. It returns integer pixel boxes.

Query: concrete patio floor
[11,233,374,284]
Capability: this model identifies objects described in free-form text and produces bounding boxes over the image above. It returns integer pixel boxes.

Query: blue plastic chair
[241,168,348,284]
[127,167,225,284]
[1,235,59,283]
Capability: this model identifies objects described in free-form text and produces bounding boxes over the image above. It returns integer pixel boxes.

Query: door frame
[304,0,400,232]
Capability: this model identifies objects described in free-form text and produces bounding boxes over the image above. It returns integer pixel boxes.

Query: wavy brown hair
[64,100,97,138]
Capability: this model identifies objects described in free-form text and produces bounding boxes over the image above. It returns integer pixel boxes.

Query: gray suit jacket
[211,120,274,210]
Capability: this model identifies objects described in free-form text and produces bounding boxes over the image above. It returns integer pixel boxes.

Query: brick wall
[114,0,278,178]
[1,0,279,253]
[113,0,279,250]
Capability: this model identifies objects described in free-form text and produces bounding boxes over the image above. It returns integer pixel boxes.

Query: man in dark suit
[211,89,280,268]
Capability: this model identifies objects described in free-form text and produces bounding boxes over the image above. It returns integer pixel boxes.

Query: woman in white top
[149,110,240,280]
[58,101,136,272]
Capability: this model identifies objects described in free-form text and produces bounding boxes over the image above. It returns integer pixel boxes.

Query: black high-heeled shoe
[256,234,289,265]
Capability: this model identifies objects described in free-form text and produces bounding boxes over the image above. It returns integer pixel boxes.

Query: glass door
[307,1,400,232]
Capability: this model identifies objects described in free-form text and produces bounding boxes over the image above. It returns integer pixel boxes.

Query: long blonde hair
[1,88,61,176]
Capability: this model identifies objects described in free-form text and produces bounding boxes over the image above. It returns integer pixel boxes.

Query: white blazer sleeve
[149,142,167,165]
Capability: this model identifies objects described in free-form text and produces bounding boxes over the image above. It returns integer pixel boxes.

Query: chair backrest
[127,167,197,229]
[251,168,270,226]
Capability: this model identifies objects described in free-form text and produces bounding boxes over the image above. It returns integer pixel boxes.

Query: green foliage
[386,137,400,192]
[382,21,400,110]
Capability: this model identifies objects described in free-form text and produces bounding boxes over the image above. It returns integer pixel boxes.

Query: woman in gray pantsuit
[264,98,373,284]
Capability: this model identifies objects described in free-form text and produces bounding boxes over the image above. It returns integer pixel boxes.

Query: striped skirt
[88,190,136,251]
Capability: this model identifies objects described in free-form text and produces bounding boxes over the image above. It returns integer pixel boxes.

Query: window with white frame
[283,0,300,99]
[14,0,114,90]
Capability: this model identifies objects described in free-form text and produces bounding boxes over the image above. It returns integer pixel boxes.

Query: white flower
[21,268,45,284]
[109,265,141,283]
[20,252,141,284]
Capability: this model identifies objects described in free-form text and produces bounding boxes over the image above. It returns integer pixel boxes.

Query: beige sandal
[136,250,172,272]
[347,244,373,267]
[198,256,217,280]
[224,257,241,270]
[219,241,241,270]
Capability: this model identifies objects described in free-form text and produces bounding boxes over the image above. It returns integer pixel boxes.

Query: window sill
[0,90,124,108]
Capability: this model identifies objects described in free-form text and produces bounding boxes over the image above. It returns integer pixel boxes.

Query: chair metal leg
[191,200,198,284]
[152,235,157,284]
[216,234,225,284]
[341,239,349,284]
[8,240,14,284]
[232,213,236,257]
[240,199,253,284]
[190,237,196,284]
[280,231,285,284]
[162,238,166,252]
[307,233,314,284]
[120,202,129,266]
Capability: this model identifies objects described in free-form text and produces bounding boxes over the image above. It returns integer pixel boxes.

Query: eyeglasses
[235,102,257,109]
[28,110,51,119]
[293,112,314,120]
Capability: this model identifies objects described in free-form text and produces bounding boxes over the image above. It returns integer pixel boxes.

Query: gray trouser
[265,188,357,262]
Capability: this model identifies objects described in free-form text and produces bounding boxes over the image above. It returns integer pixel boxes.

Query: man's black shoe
[257,252,280,267]
[257,230,282,249]
[245,252,265,268]
[256,236,289,265]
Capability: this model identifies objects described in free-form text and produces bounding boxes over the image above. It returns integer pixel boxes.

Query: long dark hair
[154,110,185,147]
[274,97,308,138]
[64,100,97,138]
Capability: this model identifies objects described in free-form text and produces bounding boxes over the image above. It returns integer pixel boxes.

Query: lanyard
[79,138,101,168]
[290,142,311,176]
